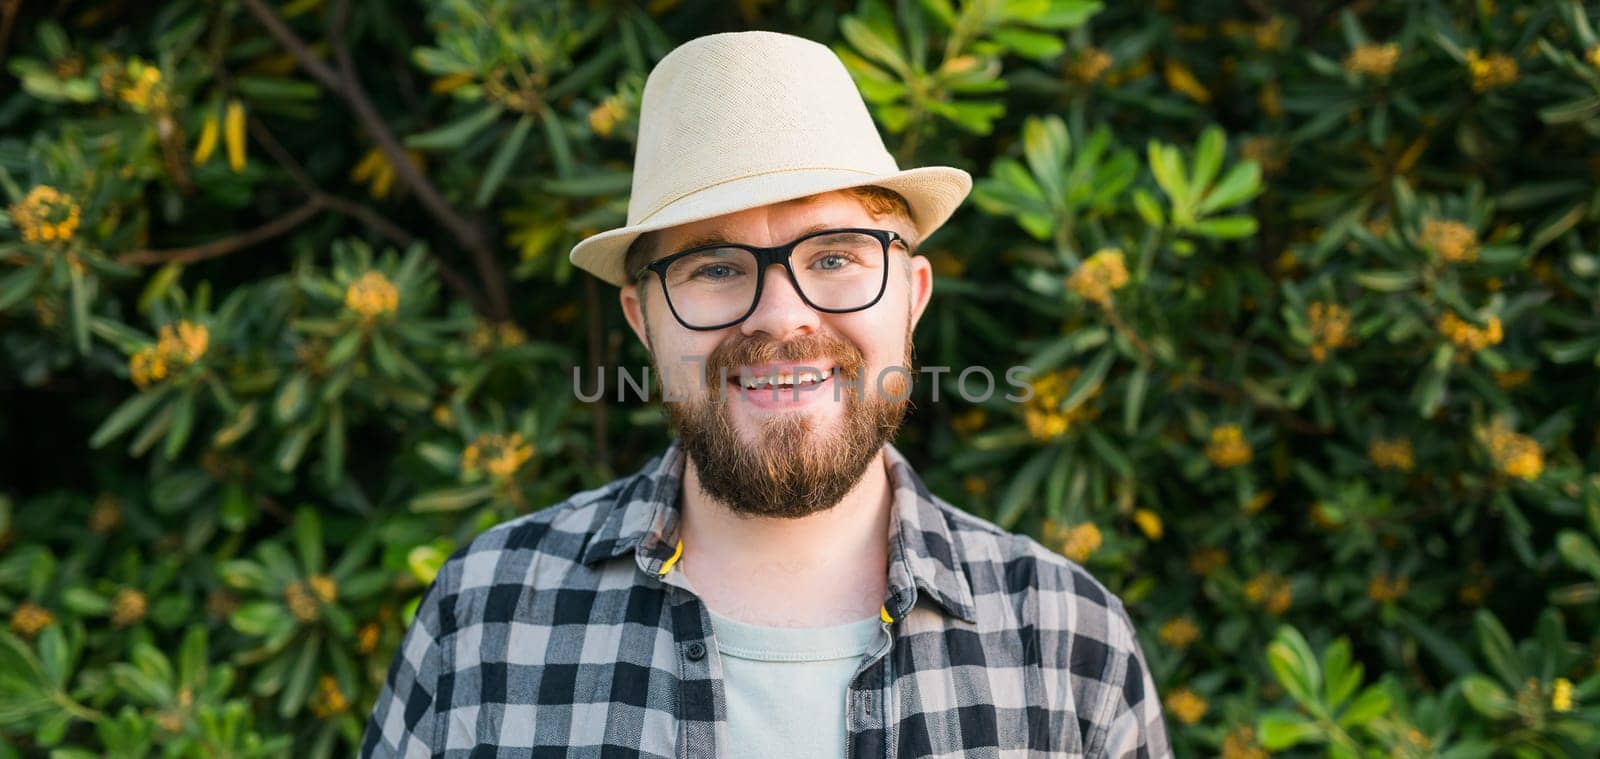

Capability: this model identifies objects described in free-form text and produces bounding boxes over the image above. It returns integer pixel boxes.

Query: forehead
[652,191,877,253]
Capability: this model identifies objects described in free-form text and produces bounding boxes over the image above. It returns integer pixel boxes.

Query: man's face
[620,190,933,518]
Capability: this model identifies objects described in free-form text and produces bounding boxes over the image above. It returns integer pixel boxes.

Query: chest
[437,575,1084,758]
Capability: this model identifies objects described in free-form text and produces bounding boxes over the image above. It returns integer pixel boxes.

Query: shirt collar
[578,441,978,624]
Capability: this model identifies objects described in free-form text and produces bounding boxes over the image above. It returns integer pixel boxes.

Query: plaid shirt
[361,442,1171,758]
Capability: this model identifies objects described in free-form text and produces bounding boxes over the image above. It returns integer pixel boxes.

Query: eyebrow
[674,223,833,252]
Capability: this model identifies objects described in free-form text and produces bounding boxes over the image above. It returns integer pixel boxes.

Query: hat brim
[569,165,972,287]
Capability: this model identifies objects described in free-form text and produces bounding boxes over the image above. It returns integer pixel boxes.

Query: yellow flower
[357,621,381,654]
[468,319,527,352]
[462,432,536,482]
[308,574,338,604]
[1421,218,1478,263]
[89,494,123,533]
[10,602,56,638]
[431,72,474,94]
[962,475,989,497]
[1251,17,1286,51]
[1367,573,1410,602]
[111,588,148,628]
[1588,44,1600,69]
[1308,301,1353,362]
[1132,509,1163,540]
[1344,43,1400,77]
[1158,616,1199,649]
[349,146,425,200]
[951,407,987,435]
[1436,311,1503,353]
[224,100,247,172]
[1466,49,1518,92]
[1164,688,1208,724]
[1368,437,1415,472]
[1244,489,1273,515]
[119,60,167,112]
[1187,547,1228,576]
[344,271,401,324]
[588,94,627,138]
[1245,572,1293,615]
[1022,367,1101,441]
[1494,369,1530,389]
[1474,418,1543,480]
[1065,47,1113,83]
[1258,78,1282,119]
[308,675,350,718]
[1238,136,1286,175]
[1163,58,1212,103]
[8,185,82,245]
[193,113,219,165]
[1066,248,1130,306]
[129,346,168,389]
[284,580,319,622]
[1221,725,1269,759]
[1043,519,1102,564]
[160,321,210,364]
[1552,677,1574,712]
[1205,424,1252,469]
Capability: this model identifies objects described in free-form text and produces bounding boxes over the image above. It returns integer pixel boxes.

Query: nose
[739,263,819,341]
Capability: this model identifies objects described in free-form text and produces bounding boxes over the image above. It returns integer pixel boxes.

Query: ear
[619,283,653,353]
[906,252,934,329]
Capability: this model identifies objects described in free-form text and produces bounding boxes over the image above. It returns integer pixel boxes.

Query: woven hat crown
[627,31,900,227]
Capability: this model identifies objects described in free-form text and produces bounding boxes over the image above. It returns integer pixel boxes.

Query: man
[362,30,1170,758]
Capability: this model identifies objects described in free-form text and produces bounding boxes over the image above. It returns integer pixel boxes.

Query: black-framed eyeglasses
[634,227,905,331]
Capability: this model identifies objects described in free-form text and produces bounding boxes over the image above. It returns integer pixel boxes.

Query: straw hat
[568,30,972,287]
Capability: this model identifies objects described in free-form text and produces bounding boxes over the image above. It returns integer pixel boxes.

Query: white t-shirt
[706,607,885,758]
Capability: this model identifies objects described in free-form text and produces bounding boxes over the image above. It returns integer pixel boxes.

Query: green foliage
[1,0,1598,756]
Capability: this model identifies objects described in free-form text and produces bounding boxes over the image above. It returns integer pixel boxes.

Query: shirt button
[686,642,706,661]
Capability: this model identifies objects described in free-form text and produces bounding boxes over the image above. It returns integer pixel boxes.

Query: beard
[660,330,913,519]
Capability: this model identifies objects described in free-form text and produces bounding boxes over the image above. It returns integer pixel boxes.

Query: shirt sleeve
[1096,605,1173,759]
[360,569,451,758]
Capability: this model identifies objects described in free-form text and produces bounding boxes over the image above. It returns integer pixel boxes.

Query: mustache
[704,332,867,383]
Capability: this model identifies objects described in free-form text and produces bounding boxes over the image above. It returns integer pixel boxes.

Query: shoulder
[431,475,630,598]
[935,495,1144,660]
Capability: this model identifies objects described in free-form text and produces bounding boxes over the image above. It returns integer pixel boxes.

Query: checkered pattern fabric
[360,442,1171,758]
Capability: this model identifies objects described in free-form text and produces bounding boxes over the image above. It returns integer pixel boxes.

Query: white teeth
[738,369,828,389]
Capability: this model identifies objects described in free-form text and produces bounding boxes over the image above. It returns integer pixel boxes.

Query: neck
[675,446,893,625]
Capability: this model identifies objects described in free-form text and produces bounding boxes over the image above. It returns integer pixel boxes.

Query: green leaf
[475,113,534,207]
[89,388,169,449]
[404,104,505,151]
[1122,364,1148,435]
[1187,215,1258,239]
[1557,530,1600,581]
[1190,126,1225,204]
[0,265,41,311]
[1460,674,1516,718]
[273,372,310,424]
[1474,609,1525,687]
[1061,347,1114,413]
[989,27,1065,60]
[292,506,323,576]
[840,17,910,77]
[1336,684,1391,728]
[278,633,320,718]
[408,484,496,513]
[995,446,1056,529]
[230,601,289,638]
[1197,161,1262,215]
[1266,626,1322,707]
[1257,710,1321,749]
[161,392,196,460]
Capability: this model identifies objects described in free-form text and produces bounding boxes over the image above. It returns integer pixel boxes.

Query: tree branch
[118,199,325,266]
[238,0,512,321]
[247,105,493,316]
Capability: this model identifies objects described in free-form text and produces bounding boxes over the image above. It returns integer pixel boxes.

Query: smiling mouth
[733,367,833,391]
